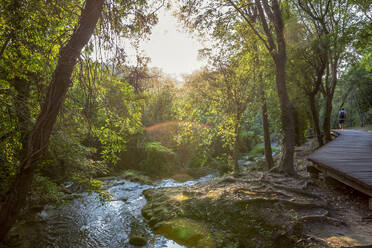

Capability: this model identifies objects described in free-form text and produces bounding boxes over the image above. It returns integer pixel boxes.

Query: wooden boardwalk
[308,130,372,198]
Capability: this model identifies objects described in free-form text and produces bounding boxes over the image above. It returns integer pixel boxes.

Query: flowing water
[16,175,213,248]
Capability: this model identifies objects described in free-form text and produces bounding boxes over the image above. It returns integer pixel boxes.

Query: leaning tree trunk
[309,93,323,147]
[259,87,274,170]
[0,0,104,240]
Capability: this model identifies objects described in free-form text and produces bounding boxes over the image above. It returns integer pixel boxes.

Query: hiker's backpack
[339,110,345,119]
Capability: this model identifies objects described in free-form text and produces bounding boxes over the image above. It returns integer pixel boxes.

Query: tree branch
[225,0,271,52]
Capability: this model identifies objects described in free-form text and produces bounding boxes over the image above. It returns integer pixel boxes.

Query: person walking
[338,107,346,130]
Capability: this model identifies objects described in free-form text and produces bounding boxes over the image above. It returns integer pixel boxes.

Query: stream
[16,175,213,248]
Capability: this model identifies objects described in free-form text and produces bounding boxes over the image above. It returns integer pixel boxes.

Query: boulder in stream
[129,236,147,246]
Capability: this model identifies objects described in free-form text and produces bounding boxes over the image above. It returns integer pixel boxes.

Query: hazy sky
[141,7,206,80]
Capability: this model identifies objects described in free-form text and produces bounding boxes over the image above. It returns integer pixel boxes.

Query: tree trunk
[323,57,338,142]
[259,87,274,170]
[273,16,295,175]
[233,111,241,175]
[263,0,295,175]
[0,0,104,240]
[275,57,295,175]
[323,94,333,141]
[228,0,295,175]
[309,93,323,147]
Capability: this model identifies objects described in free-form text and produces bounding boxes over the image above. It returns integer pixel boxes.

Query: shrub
[140,142,176,176]
[248,143,278,159]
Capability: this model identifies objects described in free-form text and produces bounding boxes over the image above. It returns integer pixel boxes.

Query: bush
[239,130,263,154]
[140,142,176,176]
[29,174,65,207]
[248,143,278,159]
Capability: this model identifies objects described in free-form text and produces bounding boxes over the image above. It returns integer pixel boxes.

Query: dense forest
[0,0,371,246]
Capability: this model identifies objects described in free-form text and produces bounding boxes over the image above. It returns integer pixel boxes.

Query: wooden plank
[308,130,372,198]
[309,161,372,197]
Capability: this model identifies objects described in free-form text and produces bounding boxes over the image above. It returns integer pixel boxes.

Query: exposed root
[272,184,324,200]
[238,197,328,210]
[297,215,346,226]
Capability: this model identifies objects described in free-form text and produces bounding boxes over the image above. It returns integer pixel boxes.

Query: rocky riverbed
[142,167,372,247]
[2,174,213,248]
[3,143,372,248]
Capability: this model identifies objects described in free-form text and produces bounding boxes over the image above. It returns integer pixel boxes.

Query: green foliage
[142,72,177,126]
[239,130,262,152]
[173,122,213,168]
[41,129,103,178]
[140,141,176,176]
[144,141,175,155]
[247,144,278,159]
[292,99,310,146]
[29,175,65,207]
[70,176,112,202]
[0,131,20,196]
[0,0,370,220]
[333,63,372,127]
[0,0,83,198]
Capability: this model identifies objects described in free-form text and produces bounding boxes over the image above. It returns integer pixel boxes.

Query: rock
[30,205,44,213]
[64,194,82,201]
[171,173,193,182]
[154,218,214,248]
[62,188,72,194]
[129,236,147,246]
[141,207,152,219]
[219,176,237,184]
[142,171,336,247]
[122,170,153,185]
[148,216,160,227]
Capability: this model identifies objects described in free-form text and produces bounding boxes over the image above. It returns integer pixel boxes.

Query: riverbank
[2,139,372,247]
[1,174,216,247]
[142,141,372,248]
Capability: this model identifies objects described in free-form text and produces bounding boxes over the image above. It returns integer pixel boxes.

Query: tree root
[238,197,329,211]
[272,184,324,200]
[290,214,347,235]
[275,199,330,210]
[233,187,294,199]
[298,215,346,226]
[286,214,347,240]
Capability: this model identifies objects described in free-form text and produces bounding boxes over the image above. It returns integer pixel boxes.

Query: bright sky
[141,7,206,80]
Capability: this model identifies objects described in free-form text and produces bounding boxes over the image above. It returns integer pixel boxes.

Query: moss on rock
[154,218,215,248]
[121,170,153,185]
[129,236,147,246]
[142,172,333,248]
